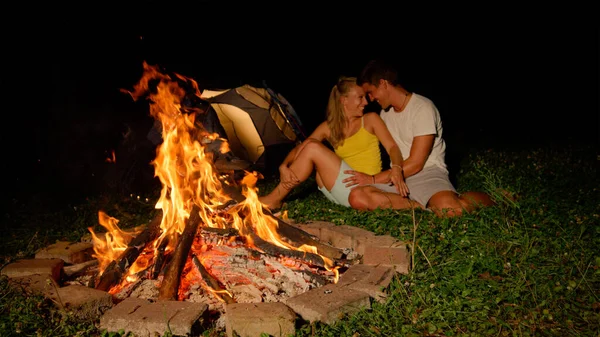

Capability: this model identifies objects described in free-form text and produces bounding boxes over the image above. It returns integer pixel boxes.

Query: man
[345,59,495,217]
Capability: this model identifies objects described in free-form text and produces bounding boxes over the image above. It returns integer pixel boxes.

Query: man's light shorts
[372,165,456,208]
[318,160,353,207]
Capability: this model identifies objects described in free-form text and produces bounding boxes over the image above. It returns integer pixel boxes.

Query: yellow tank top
[334,117,382,175]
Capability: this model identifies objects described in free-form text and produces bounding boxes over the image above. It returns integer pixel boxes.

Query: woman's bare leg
[259,141,343,209]
[348,186,424,211]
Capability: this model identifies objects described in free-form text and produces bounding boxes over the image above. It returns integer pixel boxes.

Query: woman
[258,77,408,210]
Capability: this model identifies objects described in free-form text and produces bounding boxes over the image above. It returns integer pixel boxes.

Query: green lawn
[1,143,598,336]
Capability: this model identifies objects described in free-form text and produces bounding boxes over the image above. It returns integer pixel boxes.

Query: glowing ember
[88,62,339,304]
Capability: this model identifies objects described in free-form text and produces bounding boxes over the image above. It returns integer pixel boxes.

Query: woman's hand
[279,164,300,189]
[342,170,375,188]
[390,166,409,197]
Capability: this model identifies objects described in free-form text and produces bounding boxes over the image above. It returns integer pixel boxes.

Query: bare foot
[258,195,282,210]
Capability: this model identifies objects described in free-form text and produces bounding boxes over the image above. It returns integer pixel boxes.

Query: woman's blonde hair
[326,76,357,148]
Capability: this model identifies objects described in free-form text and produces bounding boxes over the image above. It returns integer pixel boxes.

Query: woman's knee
[300,139,327,154]
[348,187,371,210]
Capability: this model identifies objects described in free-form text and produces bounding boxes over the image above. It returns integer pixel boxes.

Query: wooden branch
[200,227,239,237]
[151,237,171,279]
[64,260,98,278]
[221,183,344,260]
[249,233,328,269]
[269,214,344,260]
[192,254,235,304]
[158,204,202,300]
[95,211,163,291]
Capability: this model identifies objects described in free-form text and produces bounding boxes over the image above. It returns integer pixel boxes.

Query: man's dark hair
[358,59,399,87]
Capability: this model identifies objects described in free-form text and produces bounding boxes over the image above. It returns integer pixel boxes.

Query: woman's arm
[365,113,409,196]
[281,121,329,167]
[276,121,329,189]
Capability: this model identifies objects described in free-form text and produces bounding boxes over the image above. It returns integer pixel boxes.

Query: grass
[1,143,599,336]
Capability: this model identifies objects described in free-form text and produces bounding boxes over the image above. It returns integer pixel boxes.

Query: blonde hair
[326,76,357,148]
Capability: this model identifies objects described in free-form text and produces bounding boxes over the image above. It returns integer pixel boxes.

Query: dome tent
[200,83,306,169]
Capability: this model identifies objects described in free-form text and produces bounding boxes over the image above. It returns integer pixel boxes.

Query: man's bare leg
[459,191,495,210]
[428,190,497,217]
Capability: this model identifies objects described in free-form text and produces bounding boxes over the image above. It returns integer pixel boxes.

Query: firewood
[249,233,328,269]
[192,254,235,304]
[64,260,98,278]
[200,227,239,237]
[269,215,344,260]
[158,204,202,300]
[221,183,344,260]
[94,211,163,291]
[151,237,171,279]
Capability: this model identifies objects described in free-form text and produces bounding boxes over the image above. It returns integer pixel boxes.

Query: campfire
[85,62,353,315]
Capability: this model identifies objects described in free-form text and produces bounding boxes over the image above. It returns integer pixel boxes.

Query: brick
[292,220,337,241]
[354,234,406,255]
[1,258,64,282]
[362,245,411,274]
[337,264,396,302]
[284,283,371,325]
[7,273,60,298]
[225,302,296,337]
[56,285,114,320]
[99,297,208,337]
[35,241,94,264]
[321,225,375,249]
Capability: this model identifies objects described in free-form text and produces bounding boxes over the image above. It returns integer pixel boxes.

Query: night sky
[3,22,597,211]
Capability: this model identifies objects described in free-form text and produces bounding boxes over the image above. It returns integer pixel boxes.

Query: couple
[259,59,495,217]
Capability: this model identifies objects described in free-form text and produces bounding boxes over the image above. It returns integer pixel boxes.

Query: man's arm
[401,134,435,178]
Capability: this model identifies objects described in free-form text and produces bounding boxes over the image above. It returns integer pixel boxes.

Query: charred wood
[220,184,344,260]
[192,254,235,304]
[249,233,328,269]
[151,237,171,279]
[94,211,163,291]
[63,260,98,278]
[158,204,202,300]
[268,214,344,260]
[200,227,239,237]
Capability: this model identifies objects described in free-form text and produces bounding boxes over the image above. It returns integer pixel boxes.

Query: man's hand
[390,166,409,197]
[342,170,374,188]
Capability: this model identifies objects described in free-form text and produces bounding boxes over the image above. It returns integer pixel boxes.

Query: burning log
[151,238,170,279]
[94,212,163,291]
[221,184,344,260]
[201,227,239,237]
[158,204,202,300]
[248,233,328,269]
[191,254,235,304]
[269,215,343,260]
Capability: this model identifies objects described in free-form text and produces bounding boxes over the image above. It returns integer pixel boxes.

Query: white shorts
[318,160,353,207]
[372,165,456,208]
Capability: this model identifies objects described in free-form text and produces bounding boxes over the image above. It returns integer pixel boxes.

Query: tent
[107,82,306,194]
[200,84,306,168]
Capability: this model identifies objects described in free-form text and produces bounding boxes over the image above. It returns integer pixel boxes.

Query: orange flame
[89,211,137,273]
[90,61,338,295]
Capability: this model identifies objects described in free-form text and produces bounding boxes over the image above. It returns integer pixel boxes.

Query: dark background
[3,21,597,212]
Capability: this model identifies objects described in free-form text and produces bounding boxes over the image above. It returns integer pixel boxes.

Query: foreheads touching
[358,59,399,102]
[358,59,399,87]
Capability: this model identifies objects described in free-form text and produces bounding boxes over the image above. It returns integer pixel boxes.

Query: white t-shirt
[380,93,448,172]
